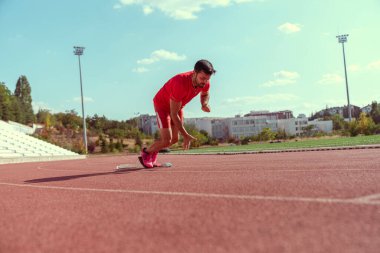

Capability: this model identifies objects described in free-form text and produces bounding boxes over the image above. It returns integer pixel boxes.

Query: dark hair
[194,59,216,75]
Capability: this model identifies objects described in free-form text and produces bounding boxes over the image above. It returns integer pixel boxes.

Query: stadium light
[73,46,88,154]
[336,34,352,122]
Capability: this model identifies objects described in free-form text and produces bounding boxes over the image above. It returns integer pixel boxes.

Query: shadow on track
[24,167,157,183]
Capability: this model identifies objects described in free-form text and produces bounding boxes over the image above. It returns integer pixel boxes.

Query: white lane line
[352,193,380,204]
[159,168,380,173]
[0,182,379,206]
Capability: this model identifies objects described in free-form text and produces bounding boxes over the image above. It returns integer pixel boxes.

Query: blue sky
[1,0,379,120]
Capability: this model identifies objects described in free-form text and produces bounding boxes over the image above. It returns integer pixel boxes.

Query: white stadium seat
[0,120,85,164]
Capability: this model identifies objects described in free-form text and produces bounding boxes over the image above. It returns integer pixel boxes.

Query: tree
[135,133,143,148]
[115,139,124,152]
[275,129,287,139]
[14,75,35,124]
[256,128,276,141]
[100,135,109,153]
[370,101,380,124]
[184,124,208,148]
[55,110,82,129]
[0,82,12,121]
[36,109,55,129]
[347,121,359,137]
[357,112,376,135]
[241,136,251,145]
[107,128,125,139]
[322,107,331,119]
[88,114,107,134]
[109,138,115,152]
[331,114,345,130]
[10,96,22,122]
[302,125,315,137]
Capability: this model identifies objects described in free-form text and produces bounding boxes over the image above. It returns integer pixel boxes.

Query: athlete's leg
[146,128,172,154]
[169,109,183,146]
[170,125,179,146]
[146,109,173,154]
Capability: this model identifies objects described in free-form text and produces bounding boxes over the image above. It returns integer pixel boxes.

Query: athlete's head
[193,60,216,88]
[194,59,216,75]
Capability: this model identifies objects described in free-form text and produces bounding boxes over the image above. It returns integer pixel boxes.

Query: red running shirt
[153,71,210,112]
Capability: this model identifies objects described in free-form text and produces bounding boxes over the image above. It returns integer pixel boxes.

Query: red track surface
[1,149,380,253]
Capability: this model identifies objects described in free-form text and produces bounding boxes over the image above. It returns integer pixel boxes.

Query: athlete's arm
[200,91,210,112]
[170,99,187,135]
[170,99,196,149]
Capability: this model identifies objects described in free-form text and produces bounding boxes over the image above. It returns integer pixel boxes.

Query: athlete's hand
[201,104,211,112]
[183,134,196,150]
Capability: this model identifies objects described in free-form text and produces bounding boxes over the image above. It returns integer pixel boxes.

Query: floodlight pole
[73,46,88,154]
[336,34,352,122]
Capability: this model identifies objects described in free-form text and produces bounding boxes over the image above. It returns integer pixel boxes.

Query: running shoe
[139,148,153,168]
[151,151,159,167]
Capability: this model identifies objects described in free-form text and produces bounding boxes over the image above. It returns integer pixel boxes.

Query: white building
[228,115,332,138]
[211,119,229,139]
[227,115,277,139]
[361,104,372,114]
[138,110,333,139]
[137,114,158,136]
[184,118,214,136]
[308,119,333,133]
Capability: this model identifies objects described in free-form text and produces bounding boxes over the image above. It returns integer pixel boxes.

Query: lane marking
[0,182,379,206]
[158,168,380,173]
[34,164,380,174]
[352,193,380,204]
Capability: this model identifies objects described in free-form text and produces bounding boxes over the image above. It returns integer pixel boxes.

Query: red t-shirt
[153,71,210,112]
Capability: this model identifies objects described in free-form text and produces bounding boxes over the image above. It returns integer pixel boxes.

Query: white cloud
[278,22,302,34]
[137,49,186,65]
[143,5,154,15]
[367,60,380,70]
[274,71,299,80]
[348,64,361,72]
[133,67,149,73]
[260,70,300,87]
[337,61,380,73]
[225,93,298,106]
[317,74,344,85]
[117,0,256,20]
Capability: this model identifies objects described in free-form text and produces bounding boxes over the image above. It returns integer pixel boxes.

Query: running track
[1,149,379,253]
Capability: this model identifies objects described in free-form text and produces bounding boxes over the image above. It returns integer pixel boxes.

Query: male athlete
[139,59,216,168]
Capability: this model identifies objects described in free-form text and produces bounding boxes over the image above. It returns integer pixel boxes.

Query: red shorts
[155,107,183,129]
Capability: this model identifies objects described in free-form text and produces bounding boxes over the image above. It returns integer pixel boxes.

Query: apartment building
[137,110,333,139]
[137,114,158,136]
[184,118,214,136]
[361,104,372,114]
[227,115,277,139]
[244,110,293,119]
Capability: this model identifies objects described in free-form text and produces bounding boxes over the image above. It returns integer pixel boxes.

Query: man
[139,59,216,168]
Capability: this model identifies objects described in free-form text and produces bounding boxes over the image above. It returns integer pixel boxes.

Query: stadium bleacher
[0,120,85,164]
